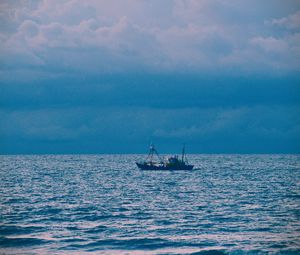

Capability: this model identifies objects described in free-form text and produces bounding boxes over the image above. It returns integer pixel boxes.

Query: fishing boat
[136,144,194,170]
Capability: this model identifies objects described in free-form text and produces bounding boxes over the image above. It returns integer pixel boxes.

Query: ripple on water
[0,237,51,247]
[0,154,299,254]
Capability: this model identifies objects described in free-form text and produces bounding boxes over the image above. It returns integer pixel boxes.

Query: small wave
[155,219,176,226]
[187,250,227,255]
[35,207,63,215]
[0,237,50,247]
[3,198,31,204]
[247,227,272,232]
[77,213,129,221]
[62,237,181,251]
[131,211,153,219]
[84,225,108,234]
[61,238,87,243]
[0,225,44,236]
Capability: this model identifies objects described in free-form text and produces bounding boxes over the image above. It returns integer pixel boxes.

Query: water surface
[0,155,300,254]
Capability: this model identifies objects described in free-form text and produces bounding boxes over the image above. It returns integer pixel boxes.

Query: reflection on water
[0,154,300,254]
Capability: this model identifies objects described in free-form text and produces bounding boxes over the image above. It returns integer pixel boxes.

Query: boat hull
[136,162,194,171]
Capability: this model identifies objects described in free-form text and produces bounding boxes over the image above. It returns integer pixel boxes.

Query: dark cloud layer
[1,75,299,110]
[0,104,299,154]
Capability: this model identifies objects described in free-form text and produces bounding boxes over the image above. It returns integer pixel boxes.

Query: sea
[0,154,300,255]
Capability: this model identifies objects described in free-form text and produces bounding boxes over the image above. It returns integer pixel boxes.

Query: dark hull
[136,162,194,171]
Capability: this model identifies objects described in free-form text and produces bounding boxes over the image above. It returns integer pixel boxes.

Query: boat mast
[148,144,155,163]
[146,143,163,163]
[181,144,185,162]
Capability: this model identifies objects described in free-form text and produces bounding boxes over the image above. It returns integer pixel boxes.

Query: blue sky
[0,0,300,153]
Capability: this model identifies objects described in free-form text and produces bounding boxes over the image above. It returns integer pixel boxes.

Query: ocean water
[0,155,300,255]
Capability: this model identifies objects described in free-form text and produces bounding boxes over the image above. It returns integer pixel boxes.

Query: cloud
[1,0,300,77]
[250,37,288,53]
[271,10,300,30]
[0,1,300,153]
[1,14,162,74]
[1,75,299,110]
[1,104,299,153]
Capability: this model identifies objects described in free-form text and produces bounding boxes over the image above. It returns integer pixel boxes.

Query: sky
[0,0,300,154]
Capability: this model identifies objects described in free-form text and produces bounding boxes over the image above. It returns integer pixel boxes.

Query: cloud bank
[0,0,299,153]
[1,0,300,77]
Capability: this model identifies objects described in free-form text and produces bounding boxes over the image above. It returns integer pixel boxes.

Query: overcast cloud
[0,0,299,153]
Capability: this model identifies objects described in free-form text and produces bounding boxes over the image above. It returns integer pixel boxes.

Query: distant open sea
[0,155,300,255]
